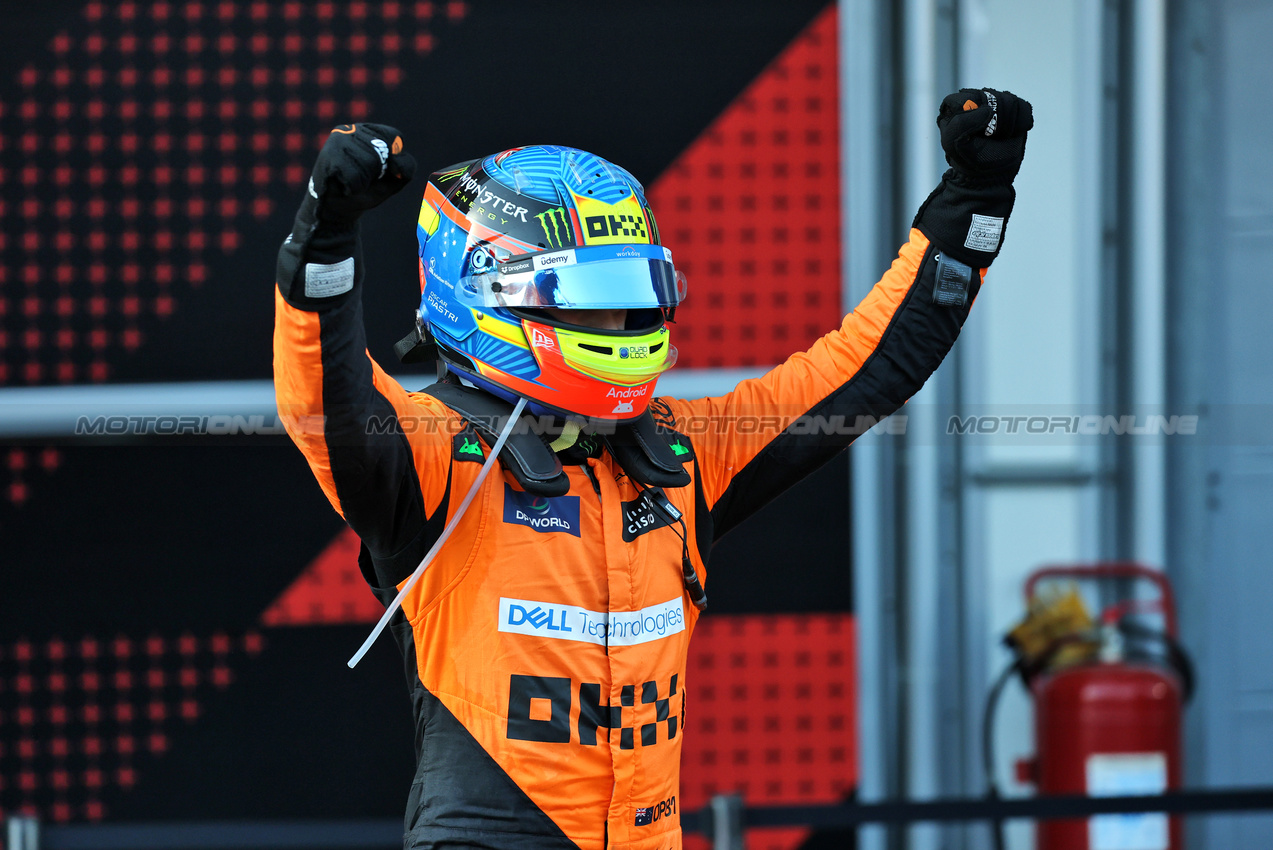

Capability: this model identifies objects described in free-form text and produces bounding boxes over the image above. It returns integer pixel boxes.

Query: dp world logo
[503,484,581,537]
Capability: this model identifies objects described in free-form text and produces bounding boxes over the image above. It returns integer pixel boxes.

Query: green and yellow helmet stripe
[555,325,674,387]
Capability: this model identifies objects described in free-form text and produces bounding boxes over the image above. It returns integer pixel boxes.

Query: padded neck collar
[421,382,691,496]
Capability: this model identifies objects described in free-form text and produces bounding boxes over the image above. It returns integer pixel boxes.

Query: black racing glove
[913,88,1033,268]
[277,123,417,306]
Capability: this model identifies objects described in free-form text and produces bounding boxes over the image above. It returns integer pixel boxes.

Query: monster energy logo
[535,207,574,249]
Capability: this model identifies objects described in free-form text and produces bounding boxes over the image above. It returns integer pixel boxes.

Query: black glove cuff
[276,193,364,308]
[912,168,1016,268]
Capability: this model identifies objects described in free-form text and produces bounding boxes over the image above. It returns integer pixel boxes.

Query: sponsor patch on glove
[371,138,389,178]
[964,214,1004,253]
[304,257,355,298]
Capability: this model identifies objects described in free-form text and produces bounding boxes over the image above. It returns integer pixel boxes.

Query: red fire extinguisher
[986,562,1193,850]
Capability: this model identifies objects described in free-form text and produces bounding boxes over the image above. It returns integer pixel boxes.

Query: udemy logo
[532,250,577,271]
[503,484,581,536]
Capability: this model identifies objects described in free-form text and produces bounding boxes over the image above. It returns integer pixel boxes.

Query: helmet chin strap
[347,396,529,668]
[548,420,581,452]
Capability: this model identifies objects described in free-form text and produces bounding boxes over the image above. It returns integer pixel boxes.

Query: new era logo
[531,327,557,349]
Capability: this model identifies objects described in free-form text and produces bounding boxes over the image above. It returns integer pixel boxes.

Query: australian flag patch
[634,795,676,826]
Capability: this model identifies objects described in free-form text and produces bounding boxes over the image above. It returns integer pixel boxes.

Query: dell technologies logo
[498,597,686,647]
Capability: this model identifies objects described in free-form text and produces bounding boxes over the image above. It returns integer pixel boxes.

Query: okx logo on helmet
[416,146,687,421]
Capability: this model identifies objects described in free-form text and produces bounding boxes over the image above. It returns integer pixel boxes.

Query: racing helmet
[416,146,686,421]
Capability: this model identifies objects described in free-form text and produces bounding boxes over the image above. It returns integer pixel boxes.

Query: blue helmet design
[414,146,685,421]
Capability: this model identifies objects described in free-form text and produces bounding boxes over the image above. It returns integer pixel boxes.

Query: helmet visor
[456,245,687,310]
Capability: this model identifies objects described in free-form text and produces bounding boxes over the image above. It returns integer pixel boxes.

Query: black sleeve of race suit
[301,286,447,590]
[708,242,973,541]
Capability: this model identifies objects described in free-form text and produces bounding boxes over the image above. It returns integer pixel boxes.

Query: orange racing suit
[273,228,982,849]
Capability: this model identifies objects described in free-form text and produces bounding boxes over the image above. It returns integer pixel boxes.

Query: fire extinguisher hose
[983,657,1023,850]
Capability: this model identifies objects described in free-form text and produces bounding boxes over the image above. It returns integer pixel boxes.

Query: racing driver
[273,89,1033,849]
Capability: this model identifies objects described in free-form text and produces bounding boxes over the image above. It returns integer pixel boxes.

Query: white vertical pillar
[843,3,890,850]
[956,2,1110,849]
[901,2,946,849]
[1131,0,1167,569]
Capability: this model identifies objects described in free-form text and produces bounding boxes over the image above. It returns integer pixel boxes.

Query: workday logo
[503,483,581,537]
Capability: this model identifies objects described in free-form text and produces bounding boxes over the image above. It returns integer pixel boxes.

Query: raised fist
[936,89,1033,185]
[277,123,417,301]
[912,88,1034,267]
[309,123,417,224]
